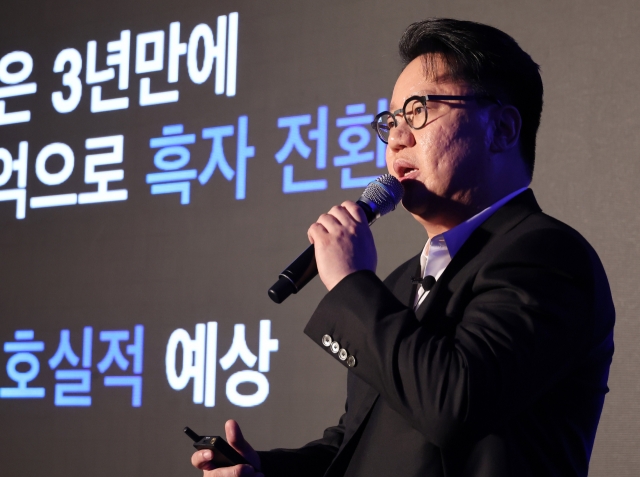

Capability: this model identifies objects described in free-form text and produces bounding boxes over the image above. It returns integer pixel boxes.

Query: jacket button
[338,349,348,361]
[330,341,340,353]
[347,355,357,367]
[322,334,332,347]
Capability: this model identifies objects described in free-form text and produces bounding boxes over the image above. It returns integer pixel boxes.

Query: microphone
[268,174,404,304]
[411,275,436,291]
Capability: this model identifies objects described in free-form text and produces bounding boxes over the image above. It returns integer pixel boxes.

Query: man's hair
[399,18,543,178]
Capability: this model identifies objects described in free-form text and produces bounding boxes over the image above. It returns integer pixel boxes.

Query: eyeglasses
[370,94,501,144]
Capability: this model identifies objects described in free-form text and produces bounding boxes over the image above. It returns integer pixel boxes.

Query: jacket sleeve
[256,410,345,477]
[303,227,614,449]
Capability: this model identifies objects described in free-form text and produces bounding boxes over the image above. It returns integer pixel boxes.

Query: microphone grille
[360,174,404,216]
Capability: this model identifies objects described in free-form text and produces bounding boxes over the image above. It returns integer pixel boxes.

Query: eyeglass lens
[404,97,428,129]
[374,96,429,143]
[374,113,393,143]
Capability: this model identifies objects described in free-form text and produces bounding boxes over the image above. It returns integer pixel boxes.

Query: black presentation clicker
[184,427,252,468]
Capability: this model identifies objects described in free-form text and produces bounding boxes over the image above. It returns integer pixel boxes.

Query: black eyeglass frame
[370,94,502,144]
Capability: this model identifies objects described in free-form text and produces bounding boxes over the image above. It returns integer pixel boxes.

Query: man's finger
[191,449,216,471]
[325,205,354,226]
[226,420,250,453]
[231,464,259,477]
[341,200,368,224]
[225,420,261,471]
[310,215,341,239]
[308,221,329,244]
[316,211,343,228]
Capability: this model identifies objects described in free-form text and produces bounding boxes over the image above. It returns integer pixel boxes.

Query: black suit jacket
[258,190,615,477]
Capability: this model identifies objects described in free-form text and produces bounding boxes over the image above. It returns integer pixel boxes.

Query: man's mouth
[394,162,419,180]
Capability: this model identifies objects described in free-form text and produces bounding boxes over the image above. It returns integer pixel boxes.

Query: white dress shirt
[414,187,529,309]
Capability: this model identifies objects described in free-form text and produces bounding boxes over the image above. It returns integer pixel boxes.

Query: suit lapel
[415,189,541,323]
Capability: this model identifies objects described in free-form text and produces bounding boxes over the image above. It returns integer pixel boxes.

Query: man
[192,18,614,477]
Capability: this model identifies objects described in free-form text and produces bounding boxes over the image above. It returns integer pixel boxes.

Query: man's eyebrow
[389,90,435,110]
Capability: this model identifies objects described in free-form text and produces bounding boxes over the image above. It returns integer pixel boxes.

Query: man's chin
[401,197,429,218]
[399,179,431,216]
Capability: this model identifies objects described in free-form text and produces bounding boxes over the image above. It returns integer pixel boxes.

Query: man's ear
[489,105,521,153]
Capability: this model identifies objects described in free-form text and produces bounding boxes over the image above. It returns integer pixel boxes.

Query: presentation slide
[1,1,637,476]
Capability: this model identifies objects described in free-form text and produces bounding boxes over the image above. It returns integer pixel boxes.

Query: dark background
[0,1,638,476]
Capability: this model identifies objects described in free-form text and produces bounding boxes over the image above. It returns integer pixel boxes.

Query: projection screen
[1,1,639,476]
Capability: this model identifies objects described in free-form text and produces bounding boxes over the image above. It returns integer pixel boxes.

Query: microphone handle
[268,200,377,304]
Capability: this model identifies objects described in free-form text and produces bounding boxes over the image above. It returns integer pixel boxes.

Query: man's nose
[388,117,416,151]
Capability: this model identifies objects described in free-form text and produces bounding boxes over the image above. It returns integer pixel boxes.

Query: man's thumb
[225,419,252,454]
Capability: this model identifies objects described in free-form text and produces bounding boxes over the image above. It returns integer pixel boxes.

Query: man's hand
[307,200,377,291]
[191,420,263,477]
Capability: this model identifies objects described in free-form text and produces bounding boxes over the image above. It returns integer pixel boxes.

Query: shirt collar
[441,187,529,258]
